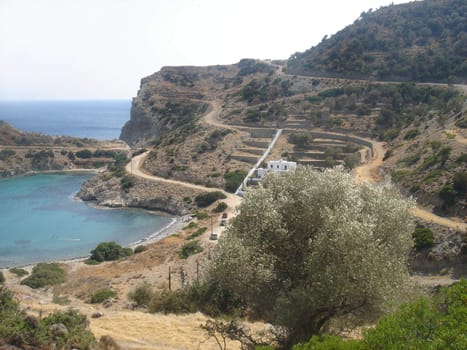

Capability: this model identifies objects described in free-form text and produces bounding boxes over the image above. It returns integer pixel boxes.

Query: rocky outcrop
[78,174,203,216]
[119,65,239,146]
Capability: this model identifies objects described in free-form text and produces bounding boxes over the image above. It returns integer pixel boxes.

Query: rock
[92,311,104,318]
[49,323,68,336]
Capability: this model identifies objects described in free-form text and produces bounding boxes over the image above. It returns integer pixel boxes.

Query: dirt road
[352,138,466,233]
[126,151,242,226]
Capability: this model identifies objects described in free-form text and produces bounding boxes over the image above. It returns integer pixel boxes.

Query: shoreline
[0,215,186,271]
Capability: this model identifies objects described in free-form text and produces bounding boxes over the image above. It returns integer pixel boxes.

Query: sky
[0,0,411,100]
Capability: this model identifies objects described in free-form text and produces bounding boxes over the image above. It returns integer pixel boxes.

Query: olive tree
[208,167,415,346]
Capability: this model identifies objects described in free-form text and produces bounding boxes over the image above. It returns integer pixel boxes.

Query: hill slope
[287,0,467,83]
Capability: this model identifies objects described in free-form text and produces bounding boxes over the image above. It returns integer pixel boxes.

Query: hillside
[287,0,467,83]
[0,121,129,176]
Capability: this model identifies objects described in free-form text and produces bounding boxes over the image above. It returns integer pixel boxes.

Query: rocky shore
[78,173,204,216]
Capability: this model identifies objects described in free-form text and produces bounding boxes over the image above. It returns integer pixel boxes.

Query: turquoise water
[0,174,172,268]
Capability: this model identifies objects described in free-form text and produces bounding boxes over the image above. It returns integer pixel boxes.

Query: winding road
[127,97,466,233]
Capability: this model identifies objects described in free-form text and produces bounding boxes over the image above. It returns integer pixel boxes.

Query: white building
[257,159,297,178]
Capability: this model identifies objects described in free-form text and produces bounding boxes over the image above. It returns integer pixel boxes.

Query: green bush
[120,175,136,192]
[224,170,248,193]
[291,280,467,350]
[184,222,198,230]
[0,271,4,284]
[148,281,244,317]
[439,184,457,206]
[179,241,203,259]
[0,289,97,350]
[453,172,467,195]
[194,210,208,220]
[90,288,116,304]
[186,227,208,240]
[413,227,435,250]
[403,129,419,140]
[293,335,364,350]
[289,131,314,148]
[195,191,226,207]
[0,149,16,161]
[20,263,65,289]
[212,202,228,213]
[9,268,29,277]
[128,282,154,307]
[83,258,101,265]
[90,241,133,262]
[75,149,93,158]
[364,280,467,349]
[134,245,147,254]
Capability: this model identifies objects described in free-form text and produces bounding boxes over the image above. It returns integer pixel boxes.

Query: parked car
[209,232,218,240]
[222,212,228,219]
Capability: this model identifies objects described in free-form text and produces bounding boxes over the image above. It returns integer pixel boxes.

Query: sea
[0,100,172,268]
[0,100,130,140]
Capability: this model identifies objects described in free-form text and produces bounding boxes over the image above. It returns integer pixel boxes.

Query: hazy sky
[0,0,410,100]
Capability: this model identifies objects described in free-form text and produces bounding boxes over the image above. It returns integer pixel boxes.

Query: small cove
[0,173,172,268]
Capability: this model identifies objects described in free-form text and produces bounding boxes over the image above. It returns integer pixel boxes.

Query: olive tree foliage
[208,167,415,346]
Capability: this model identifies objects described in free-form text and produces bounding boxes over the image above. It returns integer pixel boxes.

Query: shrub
[224,170,248,193]
[90,288,116,304]
[186,227,208,240]
[75,149,93,158]
[194,210,208,220]
[184,222,198,230]
[120,175,136,192]
[403,129,419,140]
[439,184,457,206]
[84,258,101,265]
[20,263,65,289]
[52,295,70,305]
[212,202,228,213]
[148,281,244,317]
[90,241,133,262]
[289,131,314,148]
[453,172,467,195]
[9,268,28,277]
[0,289,97,350]
[456,153,467,164]
[0,271,4,284]
[364,280,467,349]
[195,191,227,207]
[413,227,435,250]
[179,241,203,259]
[0,149,16,161]
[128,282,154,307]
[134,245,147,254]
[293,335,364,350]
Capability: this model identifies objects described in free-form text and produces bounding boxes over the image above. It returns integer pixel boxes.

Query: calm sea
[0,174,172,268]
[0,100,173,268]
[0,100,130,140]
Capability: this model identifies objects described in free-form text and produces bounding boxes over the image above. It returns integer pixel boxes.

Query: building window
[284,165,287,170]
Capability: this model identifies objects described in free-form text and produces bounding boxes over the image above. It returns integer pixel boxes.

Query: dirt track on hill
[352,138,466,233]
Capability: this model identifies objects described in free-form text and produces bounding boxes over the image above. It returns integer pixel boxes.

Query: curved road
[125,151,242,218]
[129,98,466,233]
[352,138,466,232]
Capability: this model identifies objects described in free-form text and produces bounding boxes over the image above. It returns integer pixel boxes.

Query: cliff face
[119,65,239,146]
[78,174,202,216]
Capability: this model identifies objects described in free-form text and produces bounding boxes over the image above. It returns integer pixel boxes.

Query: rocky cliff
[78,173,202,216]
[120,65,239,146]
